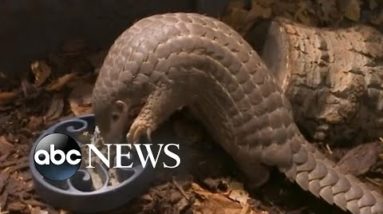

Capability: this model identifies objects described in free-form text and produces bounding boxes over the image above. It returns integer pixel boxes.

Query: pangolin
[92,13,383,214]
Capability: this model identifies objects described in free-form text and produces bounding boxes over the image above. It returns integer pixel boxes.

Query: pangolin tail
[280,139,383,214]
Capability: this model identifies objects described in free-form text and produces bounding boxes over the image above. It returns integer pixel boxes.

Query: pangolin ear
[111,100,129,120]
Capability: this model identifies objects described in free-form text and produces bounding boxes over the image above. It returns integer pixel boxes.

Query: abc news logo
[33,133,180,181]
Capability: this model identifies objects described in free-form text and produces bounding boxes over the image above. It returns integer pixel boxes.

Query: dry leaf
[317,0,339,22]
[192,182,242,214]
[27,116,43,131]
[256,0,274,7]
[45,73,77,92]
[0,136,13,156]
[337,142,381,176]
[222,0,272,35]
[191,182,259,214]
[248,2,272,20]
[294,1,313,25]
[30,60,51,87]
[68,82,93,116]
[340,0,360,21]
[21,79,39,98]
[44,94,64,122]
[226,181,249,206]
[221,2,250,34]
[0,91,18,106]
[30,207,49,214]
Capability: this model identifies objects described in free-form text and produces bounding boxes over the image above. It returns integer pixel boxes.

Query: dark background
[0,0,228,78]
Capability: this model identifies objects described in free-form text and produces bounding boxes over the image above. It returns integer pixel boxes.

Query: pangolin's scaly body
[92,13,383,214]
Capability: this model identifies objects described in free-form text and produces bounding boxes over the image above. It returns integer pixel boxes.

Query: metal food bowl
[29,114,179,213]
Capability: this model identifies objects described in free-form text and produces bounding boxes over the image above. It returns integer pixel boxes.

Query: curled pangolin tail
[281,139,383,214]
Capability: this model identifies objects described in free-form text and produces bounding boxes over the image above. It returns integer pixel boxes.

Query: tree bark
[261,18,383,145]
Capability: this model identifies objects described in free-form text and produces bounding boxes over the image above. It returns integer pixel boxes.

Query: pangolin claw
[127,119,153,144]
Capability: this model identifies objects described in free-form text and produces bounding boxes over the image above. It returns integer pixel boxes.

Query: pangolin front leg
[127,85,189,143]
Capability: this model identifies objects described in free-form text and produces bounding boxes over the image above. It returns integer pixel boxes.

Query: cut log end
[261,18,383,145]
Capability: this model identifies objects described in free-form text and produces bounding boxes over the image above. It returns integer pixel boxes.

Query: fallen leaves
[26,116,43,131]
[340,0,361,21]
[222,0,273,35]
[192,181,262,214]
[248,2,272,20]
[337,142,381,176]
[0,61,80,112]
[0,204,8,214]
[222,0,382,40]
[30,61,51,87]
[43,94,64,122]
[0,91,18,106]
[138,178,262,214]
[68,82,93,116]
[316,0,340,23]
[227,181,249,206]
[0,136,13,161]
[0,140,35,214]
[221,1,251,35]
[45,73,78,92]
[0,44,104,214]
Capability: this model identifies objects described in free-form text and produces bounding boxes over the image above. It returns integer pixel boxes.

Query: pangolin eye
[111,113,119,121]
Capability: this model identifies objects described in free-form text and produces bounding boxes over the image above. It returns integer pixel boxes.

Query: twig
[0,203,8,214]
[172,177,189,201]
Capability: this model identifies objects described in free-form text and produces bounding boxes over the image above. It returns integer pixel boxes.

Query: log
[261,18,383,145]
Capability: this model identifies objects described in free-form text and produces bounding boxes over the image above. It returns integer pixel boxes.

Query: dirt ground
[0,0,383,213]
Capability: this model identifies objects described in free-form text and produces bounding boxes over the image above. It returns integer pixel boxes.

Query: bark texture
[262,18,383,144]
